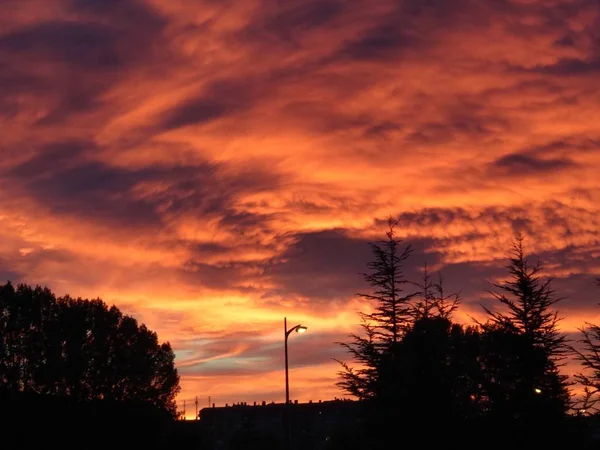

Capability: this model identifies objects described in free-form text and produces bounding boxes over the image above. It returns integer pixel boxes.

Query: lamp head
[296,326,307,334]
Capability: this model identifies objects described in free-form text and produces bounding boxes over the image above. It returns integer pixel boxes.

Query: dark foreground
[2,394,599,450]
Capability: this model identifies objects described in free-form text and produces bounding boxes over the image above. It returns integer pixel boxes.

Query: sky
[1,0,599,416]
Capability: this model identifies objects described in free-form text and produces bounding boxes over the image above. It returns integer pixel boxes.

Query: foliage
[481,234,566,359]
[335,319,379,399]
[573,277,600,413]
[479,235,570,419]
[0,282,180,417]
[335,219,415,399]
[380,316,484,418]
[358,218,415,346]
[412,264,460,320]
[336,227,580,446]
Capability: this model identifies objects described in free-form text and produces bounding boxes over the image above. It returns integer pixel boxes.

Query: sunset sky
[1,0,599,416]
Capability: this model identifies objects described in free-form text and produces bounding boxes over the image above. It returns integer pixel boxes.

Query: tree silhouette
[0,282,180,416]
[333,230,592,449]
[412,263,436,320]
[335,319,379,400]
[358,218,415,346]
[413,265,460,320]
[573,277,600,413]
[383,316,484,419]
[334,222,490,448]
[335,218,415,399]
[478,235,570,421]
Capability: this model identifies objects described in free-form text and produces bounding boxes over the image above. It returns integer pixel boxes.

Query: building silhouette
[198,399,362,449]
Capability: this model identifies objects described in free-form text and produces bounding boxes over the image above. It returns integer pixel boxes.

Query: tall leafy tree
[0,282,180,416]
[479,235,570,419]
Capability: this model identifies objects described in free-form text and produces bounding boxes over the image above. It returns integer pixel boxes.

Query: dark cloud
[263,230,371,302]
[160,79,263,130]
[0,22,118,120]
[178,260,262,293]
[5,141,160,226]
[545,272,600,314]
[218,210,275,234]
[1,246,112,294]
[8,141,88,177]
[531,57,600,76]
[400,0,474,18]
[406,120,501,146]
[522,138,600,158]
[337,25,419,61]
[193,242,232,257]
[364,121,403,138]
[0,21,124,70]
[400,243,600,316]
[245,0,346,43]
[70,0,165,30]
[333,0,480,62]
[386,203,598,242]
[554,35,576,47]
[414,259,504,313]
[399,95,513,146]
[0,258,22,284]
[4,141,281,231]
[161,100,233,129]
[0,1,167,124]
[393,209,469,228]
[490,153,576,176]
[263,229,438,304]
[0,62,48,116]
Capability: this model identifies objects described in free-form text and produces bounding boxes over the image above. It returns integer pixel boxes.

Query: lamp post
[284,317,307,449]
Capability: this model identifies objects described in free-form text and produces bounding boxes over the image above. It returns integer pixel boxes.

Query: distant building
[199,399,363,449]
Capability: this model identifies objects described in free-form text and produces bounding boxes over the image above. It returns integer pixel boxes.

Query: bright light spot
[534,388,542,394]
[297,326,307,333]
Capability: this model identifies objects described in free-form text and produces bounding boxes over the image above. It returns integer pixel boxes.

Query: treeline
[0,282,180,414]
[0,282,184,449]
[334,222,600,449]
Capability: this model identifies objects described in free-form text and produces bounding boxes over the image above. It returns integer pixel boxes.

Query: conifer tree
[573,277,600,413]
[336,218,414,399]
[479,235,570,419]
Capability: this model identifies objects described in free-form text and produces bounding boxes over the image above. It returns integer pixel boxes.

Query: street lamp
[284,317,307,405]
[284,317,307,449]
